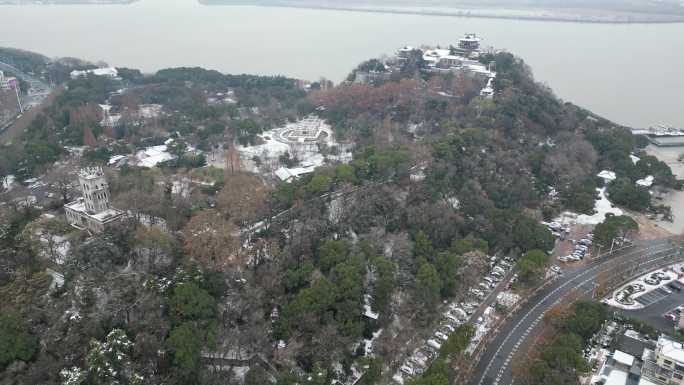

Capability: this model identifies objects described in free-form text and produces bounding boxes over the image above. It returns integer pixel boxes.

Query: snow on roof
[440,55,463,61]
[613,350,635,367]
[136,145,176,168]
[624,329,642,340]
[91,208,124,222]
[65,198,87,213]
[636,175,654,187]
[630,154,640,165]
[465,64,491,74]
[658,336,684,364]
[274,168,294,182]
[604,369,628,385]
[274,165,317,182]
[71,67,118,79]
[598,170,617,181]
[92,67,118,77]
[108,155,127,165]
[423,49,450,57]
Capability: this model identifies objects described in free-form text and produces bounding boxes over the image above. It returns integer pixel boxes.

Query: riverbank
[199,1,684,24]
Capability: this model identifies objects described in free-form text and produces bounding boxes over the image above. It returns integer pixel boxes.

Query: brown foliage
[182,209,240,271]
[216,173,268,227]
[309,79,420,116]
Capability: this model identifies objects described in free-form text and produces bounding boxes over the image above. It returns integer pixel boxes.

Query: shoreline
[198,2,684,25]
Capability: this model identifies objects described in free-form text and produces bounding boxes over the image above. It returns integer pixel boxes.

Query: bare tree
[182,209,241,271]
[216,174,269,229]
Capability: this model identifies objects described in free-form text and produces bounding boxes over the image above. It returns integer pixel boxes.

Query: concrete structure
[641,336,684,385]
[394,35,497,99]
[459,33,481,51]
[65,167,123,233]
[0,70,18,91]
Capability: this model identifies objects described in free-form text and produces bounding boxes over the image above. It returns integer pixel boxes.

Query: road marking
[474,242,680,385]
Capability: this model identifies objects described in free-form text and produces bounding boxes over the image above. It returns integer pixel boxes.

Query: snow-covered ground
[237,117,352,180]
[597,170,617,182]
[466,306,496,355]
[496,291,521,309]
[46,268,65,290]
[36,231,71,264]
[2,174,15,191]
[636,175,654,187]
[604,263,683,310]
[363,328,383,356]
[555,187,623,226]
[363,294,380,320]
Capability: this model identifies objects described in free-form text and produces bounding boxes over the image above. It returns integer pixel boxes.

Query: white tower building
[78,167,111,214]
[65,167,123,232]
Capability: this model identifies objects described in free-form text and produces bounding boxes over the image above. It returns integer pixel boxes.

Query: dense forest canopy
[0,45,678,385]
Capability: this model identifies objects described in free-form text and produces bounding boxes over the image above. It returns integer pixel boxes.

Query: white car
[435,331,449,341]
[427,339,442,350]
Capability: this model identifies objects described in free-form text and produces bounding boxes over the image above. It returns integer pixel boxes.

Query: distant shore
[199,0,684,24]
[0,0,137,4]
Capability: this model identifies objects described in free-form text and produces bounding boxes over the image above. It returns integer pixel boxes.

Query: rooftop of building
[65,198,124,223]
[605,367,629,385]
[614,350,636,367]
[460,33,481,42]
[78,167,106,180]
[658,336,684,364]
[616,330,655,359]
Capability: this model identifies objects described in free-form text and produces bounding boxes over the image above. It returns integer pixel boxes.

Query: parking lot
[635,287,672,306]
[547,222,595,264]
[392,256,517,384]
[619,288,684,333]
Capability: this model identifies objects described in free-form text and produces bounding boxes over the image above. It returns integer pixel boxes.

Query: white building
[0,70,18,91]
[70,67,119,80]
[641,336,684,385]
[396,35,497,98]
[65,167,124,233]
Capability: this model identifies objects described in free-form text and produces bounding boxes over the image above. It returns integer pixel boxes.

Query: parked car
[435,331,449,341]
[427,339,442,350]
[401,364,415,376]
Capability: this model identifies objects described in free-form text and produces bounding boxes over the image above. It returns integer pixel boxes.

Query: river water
[1,0,683,128]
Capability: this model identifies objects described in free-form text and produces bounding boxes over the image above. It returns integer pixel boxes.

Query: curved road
[469,237,684,385]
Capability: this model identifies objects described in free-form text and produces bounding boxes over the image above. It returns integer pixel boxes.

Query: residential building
[589,329,658,385]
[65,167,124,233]
[641,336,684,385]
[0,70,18,91]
